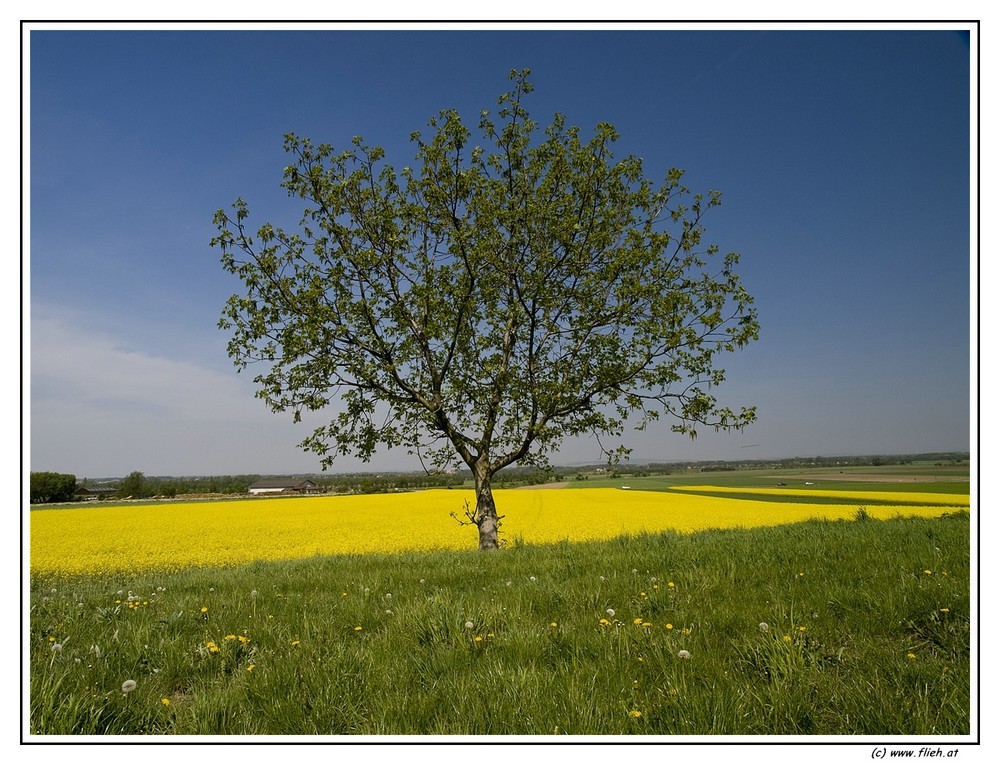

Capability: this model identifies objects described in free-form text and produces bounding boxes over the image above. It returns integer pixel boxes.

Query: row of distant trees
[28,453,967,504]
[30,469,471,503]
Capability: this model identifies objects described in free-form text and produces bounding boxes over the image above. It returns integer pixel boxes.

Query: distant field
[30,483,970,576]
[565,462,970,494]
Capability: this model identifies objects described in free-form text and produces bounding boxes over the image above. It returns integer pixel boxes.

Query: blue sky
[26,23,975,478]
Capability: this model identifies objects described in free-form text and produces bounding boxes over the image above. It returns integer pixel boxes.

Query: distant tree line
[33,452,968,505]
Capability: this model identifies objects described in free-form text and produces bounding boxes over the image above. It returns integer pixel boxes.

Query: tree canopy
[212,69,759,549]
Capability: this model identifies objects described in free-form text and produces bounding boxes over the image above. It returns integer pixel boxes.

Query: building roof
[248,478,318,490]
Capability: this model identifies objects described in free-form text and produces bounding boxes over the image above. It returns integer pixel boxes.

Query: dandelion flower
[923,569,932,575]
[629,710,642,718]
[354,626,363,632]
[247,664,255,672]
[550,622,558,628]
[906,653,917,660]
[668,582,675,588]
[641,622,652,629]
[465,621,474,630]
[666,623,674,630]
[633,618,643,625]
[122,680,137,693]
[161,698,171,706]
[290,639,300,646]
[200,606,208,613]
[474,636,483,643]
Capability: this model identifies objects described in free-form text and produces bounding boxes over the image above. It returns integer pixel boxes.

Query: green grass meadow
[28,509,971,737]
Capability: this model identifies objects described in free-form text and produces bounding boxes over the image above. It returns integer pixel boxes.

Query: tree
[212,69,759,550]
[116,471,150,499]
[29,472,77,504]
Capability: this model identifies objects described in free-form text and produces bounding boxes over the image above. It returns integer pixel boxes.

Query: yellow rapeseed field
[29,487,969,575]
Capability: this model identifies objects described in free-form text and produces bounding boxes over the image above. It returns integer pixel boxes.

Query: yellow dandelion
[161,698,171,706]
[907,653,917,660]
[354,626,363,632]
[200,606,208,613]
[783,635,793,643]
[629,710,642,718]
[923,569,933,575]
[225,634,236,641]
[290,639,300,646]
[641,622,653,629]
[550,622,558,628]
[667,582,675,588]
[247,663,255,672]
[633,618,643,625]
[474,635,483,643]
[599,618,611,626]
[940,608,950,613]
[666,623,674,630]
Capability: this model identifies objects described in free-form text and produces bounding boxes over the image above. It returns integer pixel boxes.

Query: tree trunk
[473,468,500,550]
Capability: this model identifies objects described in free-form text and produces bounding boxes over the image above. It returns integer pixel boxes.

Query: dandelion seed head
[606,609,615,617]
[759,622,769,632]
[121,679,137,693]
[50,643,63,653]
[677,650,691,659]
[465,621,474,630]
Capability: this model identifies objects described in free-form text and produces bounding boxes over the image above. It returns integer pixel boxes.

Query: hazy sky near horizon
[26,23,974,478]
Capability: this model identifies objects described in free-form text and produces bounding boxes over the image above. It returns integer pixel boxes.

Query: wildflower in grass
[550,622,558,628]
[48,636,55,643]
[681,627,692,636]
[474,636,483,643]
[250,589,257,598]
[759,622,769,632]
[629,710,642,718]
[122,680,137,693]
[225,634,236,641]
[667,582,675,588]
[200,606,208,613]
[783,635,793,643]
[465,621,474,630]
[238,635,250,645]
[923,569,932,575]
[677,650,691,659]
[50,643,63,654]
[606,609,615,618]
[798,626,807,632]
[529,576,537,582]
[161,698,171,706]
[941,608,950,613]
[641,622,652,629]
[206,640,220,653]
[907,653,917,660]
[290,639,300,646]
[247,664,255,672]
[354,626,363,632]
[633,618,643,625]
[599,618,611,627]
[666,623,673,631]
